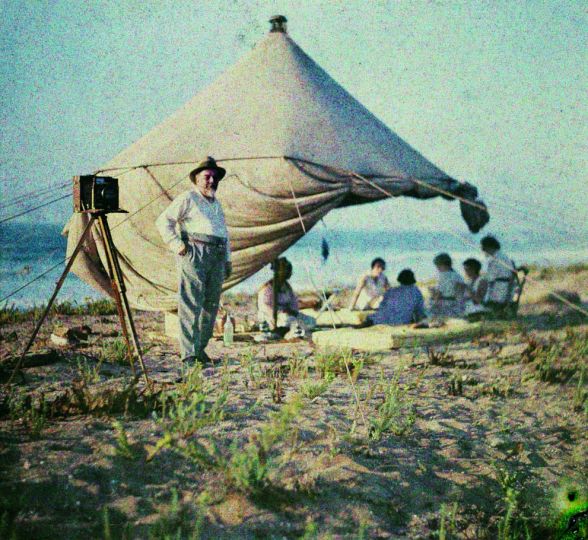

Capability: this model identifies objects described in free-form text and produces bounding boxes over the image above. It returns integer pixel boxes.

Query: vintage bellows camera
[73,175,120,213]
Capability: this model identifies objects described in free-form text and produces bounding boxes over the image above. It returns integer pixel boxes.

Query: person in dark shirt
[367,269,427,326]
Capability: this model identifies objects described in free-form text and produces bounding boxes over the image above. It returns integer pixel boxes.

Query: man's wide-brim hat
[189,157,226,182]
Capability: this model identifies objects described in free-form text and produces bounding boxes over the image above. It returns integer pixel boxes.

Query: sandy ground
[0,268,587,539]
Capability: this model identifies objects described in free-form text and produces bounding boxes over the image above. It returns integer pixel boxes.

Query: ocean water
[1,222,586,308]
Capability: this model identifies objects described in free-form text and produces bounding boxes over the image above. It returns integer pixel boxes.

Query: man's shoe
[197,350,215,365]
[181,355,197,365]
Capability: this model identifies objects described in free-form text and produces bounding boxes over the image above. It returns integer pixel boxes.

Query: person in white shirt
[462,258,489,319]
[257,258,315,338]
[479,235,516,312]
[156,157,231,364]
[349,258,390,310]
[429,252,465,317]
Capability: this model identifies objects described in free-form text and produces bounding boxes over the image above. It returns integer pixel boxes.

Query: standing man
[156,157,232,364]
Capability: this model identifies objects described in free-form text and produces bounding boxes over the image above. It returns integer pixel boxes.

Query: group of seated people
[255,235,519,336]
[351,235,519,326]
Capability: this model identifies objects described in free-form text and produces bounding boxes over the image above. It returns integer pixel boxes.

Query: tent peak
[269,15,287,33]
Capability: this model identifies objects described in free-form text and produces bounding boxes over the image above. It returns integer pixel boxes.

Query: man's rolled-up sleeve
[156,194,188,254]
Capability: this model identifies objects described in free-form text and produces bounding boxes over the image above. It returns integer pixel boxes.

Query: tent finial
[269,15,287,33]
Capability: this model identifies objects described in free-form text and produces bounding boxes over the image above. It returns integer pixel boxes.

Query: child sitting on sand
[257,258,315,338]
[366,269,427,326]
[429,253,465,317]
[348,257,390,310]
[462,258,489,319]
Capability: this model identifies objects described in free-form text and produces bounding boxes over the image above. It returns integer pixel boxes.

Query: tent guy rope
[287,175,369,432]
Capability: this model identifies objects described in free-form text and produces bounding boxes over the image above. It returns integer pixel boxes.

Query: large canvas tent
[64,17,489,311]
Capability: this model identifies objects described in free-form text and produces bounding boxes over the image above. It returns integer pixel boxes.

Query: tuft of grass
[299,374,334,400]
[287,353,310,379]
[315,348,364,381]
[0,298,117,326]
[75,356,101,384]
[28,395,49,438]
[478,378,514,399]
[149,488,190,540]
[99,338,131,366]
[261,364,285,404]
[523,331,587,385]
[427,347,455,367]
[493,464,532,540]
[160,375,228,439]
[437,502,458,540]
[369,371,416,440]
[112,420,139,460]
[239,350,262,389]
[226,396,303,494]
[572,366,587,415]
[8,390,49,437]
[447,373,464,396]
[147,364,228,464]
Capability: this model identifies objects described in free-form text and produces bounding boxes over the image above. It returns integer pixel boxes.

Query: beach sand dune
[0,265,586,538]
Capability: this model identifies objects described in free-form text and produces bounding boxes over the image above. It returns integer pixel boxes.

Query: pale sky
[1,0,586,246]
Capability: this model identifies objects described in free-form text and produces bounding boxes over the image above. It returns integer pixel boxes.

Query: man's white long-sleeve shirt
[156,188,231,261]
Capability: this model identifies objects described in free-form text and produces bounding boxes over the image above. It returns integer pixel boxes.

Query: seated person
[349,257,390,310]
[479,235,516,315]
[366,269,427,326]
[462,258,489,318]
[429,252,465,317]
[257,257,315,338]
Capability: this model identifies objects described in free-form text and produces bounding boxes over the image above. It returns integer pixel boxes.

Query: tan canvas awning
[64,23,489,311]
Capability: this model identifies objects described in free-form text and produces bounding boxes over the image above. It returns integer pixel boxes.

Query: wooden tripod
[8,212,151,389]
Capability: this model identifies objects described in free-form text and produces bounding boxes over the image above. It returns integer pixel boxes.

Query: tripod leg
[8,216,97,385]
[98,215,151,390]
[119,289,151,389]
[96,216,136,377]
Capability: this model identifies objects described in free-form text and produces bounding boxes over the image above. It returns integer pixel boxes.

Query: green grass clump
[159,364,228,439]
[112,420,139,460]
[299,374,334,400]
[287,353,310,379]
[75,356,101,384]
[226,396,302,493]
[369,372,416,440]
[572,366,587,415]
[150,380,304,497]
[239,350,263,388]
[531,262,588,280]
[99,338,131,365]
[0,298,117,326]
[315,348,364,381]
[437,502,458,540]
[8,390,48,437]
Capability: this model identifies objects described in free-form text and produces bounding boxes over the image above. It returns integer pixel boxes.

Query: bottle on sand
[223,313,234,346]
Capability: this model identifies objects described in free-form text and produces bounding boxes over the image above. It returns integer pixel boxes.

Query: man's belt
[491,278,512,283]
[182,232,227,246]
[440,296,457,300]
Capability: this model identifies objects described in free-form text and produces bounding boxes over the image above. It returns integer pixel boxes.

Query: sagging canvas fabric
[63,30,489,311]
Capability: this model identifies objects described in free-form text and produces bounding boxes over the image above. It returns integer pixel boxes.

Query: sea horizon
[1,221,587,309]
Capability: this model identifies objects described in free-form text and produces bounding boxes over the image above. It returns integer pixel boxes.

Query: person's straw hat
[189,156,226,182]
